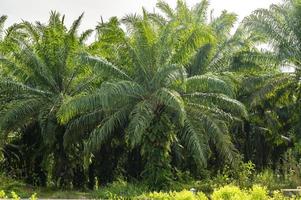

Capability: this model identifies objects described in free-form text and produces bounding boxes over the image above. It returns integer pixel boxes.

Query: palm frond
[187,106,237,163]
[121,13,142,32]
[193,0,209,23]
[211,11,237,38]
[57,92,103,124]
[22,21,40,43]
[79,29,93,44]
[0,79,51,97]
[152,64,187,88]
[64,109,103,147]
[200,114,237,162]
[180,119,207,166]
[69,13,84,36]
[155,88,186,125]
[186,74,234,97]
[100,80,145,99]
[0,15,8,38]
[80,54,131,80]
[86,107,128,152]
[147,13,167,26]
[48,11,62,26]
[156,0,175,19]
[250,74,293,106]
[187,102,238,122]
[172,27,213,64]
[184,92,248,118]
[127,100,155,147]
[0,99,42,132]
[189,43,213,75]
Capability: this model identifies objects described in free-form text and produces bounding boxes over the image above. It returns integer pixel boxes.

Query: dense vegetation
[0,0,301,198]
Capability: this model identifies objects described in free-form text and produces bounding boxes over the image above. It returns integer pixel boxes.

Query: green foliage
[11,191,20,200]
[253,170,283,191]
[211,185,275,200]
[212,185,247,200]
[249,185,269,200]
[138,190,208,200]
[0,12,97,188]
[0,180,298,200]
[0,190,7,198]
[271,191,289,200]
[29,193,38,200]
[55,4,246,189]
[91,180,148,199]
[1,0,301,194]
[138,191,171,200]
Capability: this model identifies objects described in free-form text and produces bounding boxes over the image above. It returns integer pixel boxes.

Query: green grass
[0,175,90,198]
[0,175,148,199]
[89,180,148,199]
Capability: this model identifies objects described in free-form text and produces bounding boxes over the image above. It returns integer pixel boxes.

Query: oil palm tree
[217,0,301,169]
[242,0,301,100]
[58,12,247,189]
[0,12,95,188]
[150,1,262,169]
[243,0,301,139]
[148,0,260,75]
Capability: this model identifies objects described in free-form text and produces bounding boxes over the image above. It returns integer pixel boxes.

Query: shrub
[0,190,7,198]
[271,191,289,200]
[29,193,38,200]
[138,191,171,200]
[195,192,208,200]
[173,190,207,200]
[211,185,247,200]
[0,191,38,200]
[11,191,20,200]
[211,185,291,200]
[249,185,269,200]
[137,190,208,200]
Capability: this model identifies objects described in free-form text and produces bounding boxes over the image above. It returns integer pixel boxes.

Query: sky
[1,0,283,31]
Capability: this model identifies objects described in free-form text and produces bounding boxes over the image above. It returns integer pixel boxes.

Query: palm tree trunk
[53,126,72,189]
[141,116,173,190]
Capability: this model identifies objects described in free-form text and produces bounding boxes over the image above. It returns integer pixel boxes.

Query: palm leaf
[155,88,186,125]
[180,119,207,166]
[79,54,131,80]
[86,107,128,152]
[186,74,234,97]
[184,92,248,118]
[127,100,155,147]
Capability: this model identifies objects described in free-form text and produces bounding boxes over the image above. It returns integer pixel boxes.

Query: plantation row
[0,0,301,194]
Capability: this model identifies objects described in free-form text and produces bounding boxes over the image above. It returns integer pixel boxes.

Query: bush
[211,185,292,200]
[0,190,7,198]
[173,190,207,200]
[11,191,21,200]
[211,185,247,200]
[138,191,171,200]
[271,191,290,200]
[249,185,269,200]
[29,193,38,200]
[138,190,208,200]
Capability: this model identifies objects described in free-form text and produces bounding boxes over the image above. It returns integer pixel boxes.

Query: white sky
[1,0,282,31]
